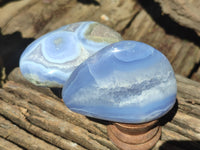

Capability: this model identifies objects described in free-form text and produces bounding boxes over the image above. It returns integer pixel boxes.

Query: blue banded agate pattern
[19,21,122,87]
[62,41,177,123]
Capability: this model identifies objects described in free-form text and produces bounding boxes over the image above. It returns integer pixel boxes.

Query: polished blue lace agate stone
[19,21,122,87]
[62,41,177,123]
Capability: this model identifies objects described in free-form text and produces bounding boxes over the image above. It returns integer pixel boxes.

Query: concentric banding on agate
[20,21,123,87]
[76,21,122,53]
[20,41,89,87]
[20,31,54,59]
[42,31,81,63]
[113,41,154,62]
[62,40,177,123]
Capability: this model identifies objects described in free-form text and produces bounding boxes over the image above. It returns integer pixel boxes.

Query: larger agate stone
[19,21,122,87]
[62,41,177,123]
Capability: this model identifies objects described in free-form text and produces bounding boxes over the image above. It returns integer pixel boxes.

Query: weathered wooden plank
[0,68,199,150]
[0,0,200,149]
[0,137,23,150]
[0,0,139,38]
[1,0,200,79]
[155,0,200,35]
[192,68,200,82]
[123,8,200,78]
[0,115,61,150]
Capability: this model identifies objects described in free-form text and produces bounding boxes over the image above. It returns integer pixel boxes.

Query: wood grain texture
[0,68,199,150]
[0,0,200,149]
[155,0,200,36]
[122,3,200,79]
[1,0,200,80]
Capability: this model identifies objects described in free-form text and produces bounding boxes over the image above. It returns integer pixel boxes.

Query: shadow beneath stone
[87,116,109,126]
[159,99,178,126]
[0,29,34,76]
[159,140,200,150]
[0,0,20,7]
[50,88,63,99]
[77,0,100,6]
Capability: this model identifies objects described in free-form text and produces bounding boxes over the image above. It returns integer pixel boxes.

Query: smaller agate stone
[62,41,177,123]
[19,21,122,87]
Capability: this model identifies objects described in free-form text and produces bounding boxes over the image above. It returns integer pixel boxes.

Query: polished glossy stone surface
[62,41,177,123]
[19,21,122,87]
